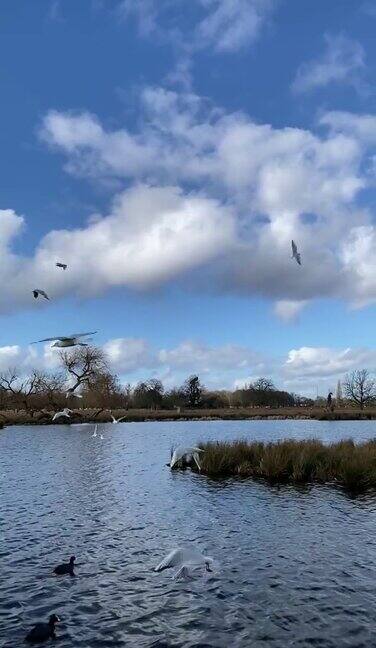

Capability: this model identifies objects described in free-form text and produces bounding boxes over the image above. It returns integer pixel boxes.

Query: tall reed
[192,439,376,492]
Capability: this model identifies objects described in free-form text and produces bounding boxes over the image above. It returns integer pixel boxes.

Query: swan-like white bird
[33,289,50,301]
[92,424,98,438]
[52,408,72,422]
[155,548,214,579]
[99,433,104,440]
[66,389,83,399]
[169,446,204,471]
[56,262,67,270]
[31,332,97,347]
[111,415,126,424]
[291,240,302,266]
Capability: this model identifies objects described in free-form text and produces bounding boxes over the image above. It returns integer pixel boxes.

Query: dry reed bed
[194,439,376,492]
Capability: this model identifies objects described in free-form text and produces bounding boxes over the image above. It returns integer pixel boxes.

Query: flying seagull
[111,415,127,424]
[52,408,72,422]
[31,332,97,347]
[291,240,302,266]
[155,548,214,580]
[168,446,204,471]
[56,262,67,270]
[66,389,83,399]
[33,289,50,300]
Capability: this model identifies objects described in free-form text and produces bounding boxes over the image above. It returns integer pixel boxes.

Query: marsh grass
[194,439,376,492]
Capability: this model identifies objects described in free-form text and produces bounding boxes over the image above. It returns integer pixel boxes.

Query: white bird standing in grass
[31,332,97,347]
[52,408,72,422]
[155,548,214,579]
[291,240,302,266]
[33,289,50,300]
[168,446,204,471]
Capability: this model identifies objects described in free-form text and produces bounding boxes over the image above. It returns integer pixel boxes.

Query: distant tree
[34,371,65,408]
[59,346,108,393]
[133,379,164,409]
[343,370,376,409]
[162,388,186,410]
[200,391,228,409]
[0,368,42,411]
[182,375,203,407]
[336,379,343,404]
[85,371,123,408]
[250,377,275,392]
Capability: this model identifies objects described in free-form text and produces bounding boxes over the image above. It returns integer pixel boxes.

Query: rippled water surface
[1,419,376,647]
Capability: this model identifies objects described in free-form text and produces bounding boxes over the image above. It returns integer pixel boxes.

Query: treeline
[0,346,312,412]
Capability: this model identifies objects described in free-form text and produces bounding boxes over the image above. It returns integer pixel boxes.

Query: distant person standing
[327,391,334,411]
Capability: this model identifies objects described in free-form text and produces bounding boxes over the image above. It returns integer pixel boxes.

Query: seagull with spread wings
[31,332,97,347]
[56,262,67,270]
[155,548,214,579]
[52,408,72,422]
[291,240,302,266]
[111,414,127,424]
[168,446,205,471]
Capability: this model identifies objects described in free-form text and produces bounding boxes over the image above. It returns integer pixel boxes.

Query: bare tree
[34,371,65,408]
[251,378,275,392]
[59,346,108,393]
[0,368,41,411]
[343,370,376,409]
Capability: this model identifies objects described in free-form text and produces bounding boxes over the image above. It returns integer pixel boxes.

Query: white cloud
[292,34,366,94]
[2,338,375,397]
[274,300,307,322]
[118,0,275,53]
[282,347,376,383]
[195,0,274,53]
[103,338,154,373]
[320,110,376,144]
[2,84,376,314]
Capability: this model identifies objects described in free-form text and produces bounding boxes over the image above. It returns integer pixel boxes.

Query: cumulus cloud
[2,338,375,396]
[292,34,366,94]
[103,338,155,373]
[284,346,376,381]
[0,183,235,312]
[3,84,376,314]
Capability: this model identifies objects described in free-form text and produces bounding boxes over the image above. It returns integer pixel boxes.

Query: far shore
[1,406,376,427]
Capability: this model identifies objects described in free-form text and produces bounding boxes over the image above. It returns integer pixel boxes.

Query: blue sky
[1,0,376,395]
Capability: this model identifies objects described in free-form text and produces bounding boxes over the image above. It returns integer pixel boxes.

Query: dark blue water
[1,420,376,647]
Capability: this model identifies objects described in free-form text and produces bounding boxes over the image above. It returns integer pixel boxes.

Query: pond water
[1,419,376,647]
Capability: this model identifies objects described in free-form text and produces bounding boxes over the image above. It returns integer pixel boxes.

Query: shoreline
[1,406,376,426]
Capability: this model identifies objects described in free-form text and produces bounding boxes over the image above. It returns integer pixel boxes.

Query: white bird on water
[33,289,50,301]
[169,446,204,471]
[111,415,126,424]
[31,332,97,348]
[56,262,67,270]
[52,408,72,422]
[155,548,214,579]
[291,240,302,266]
[92,424,98,438]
